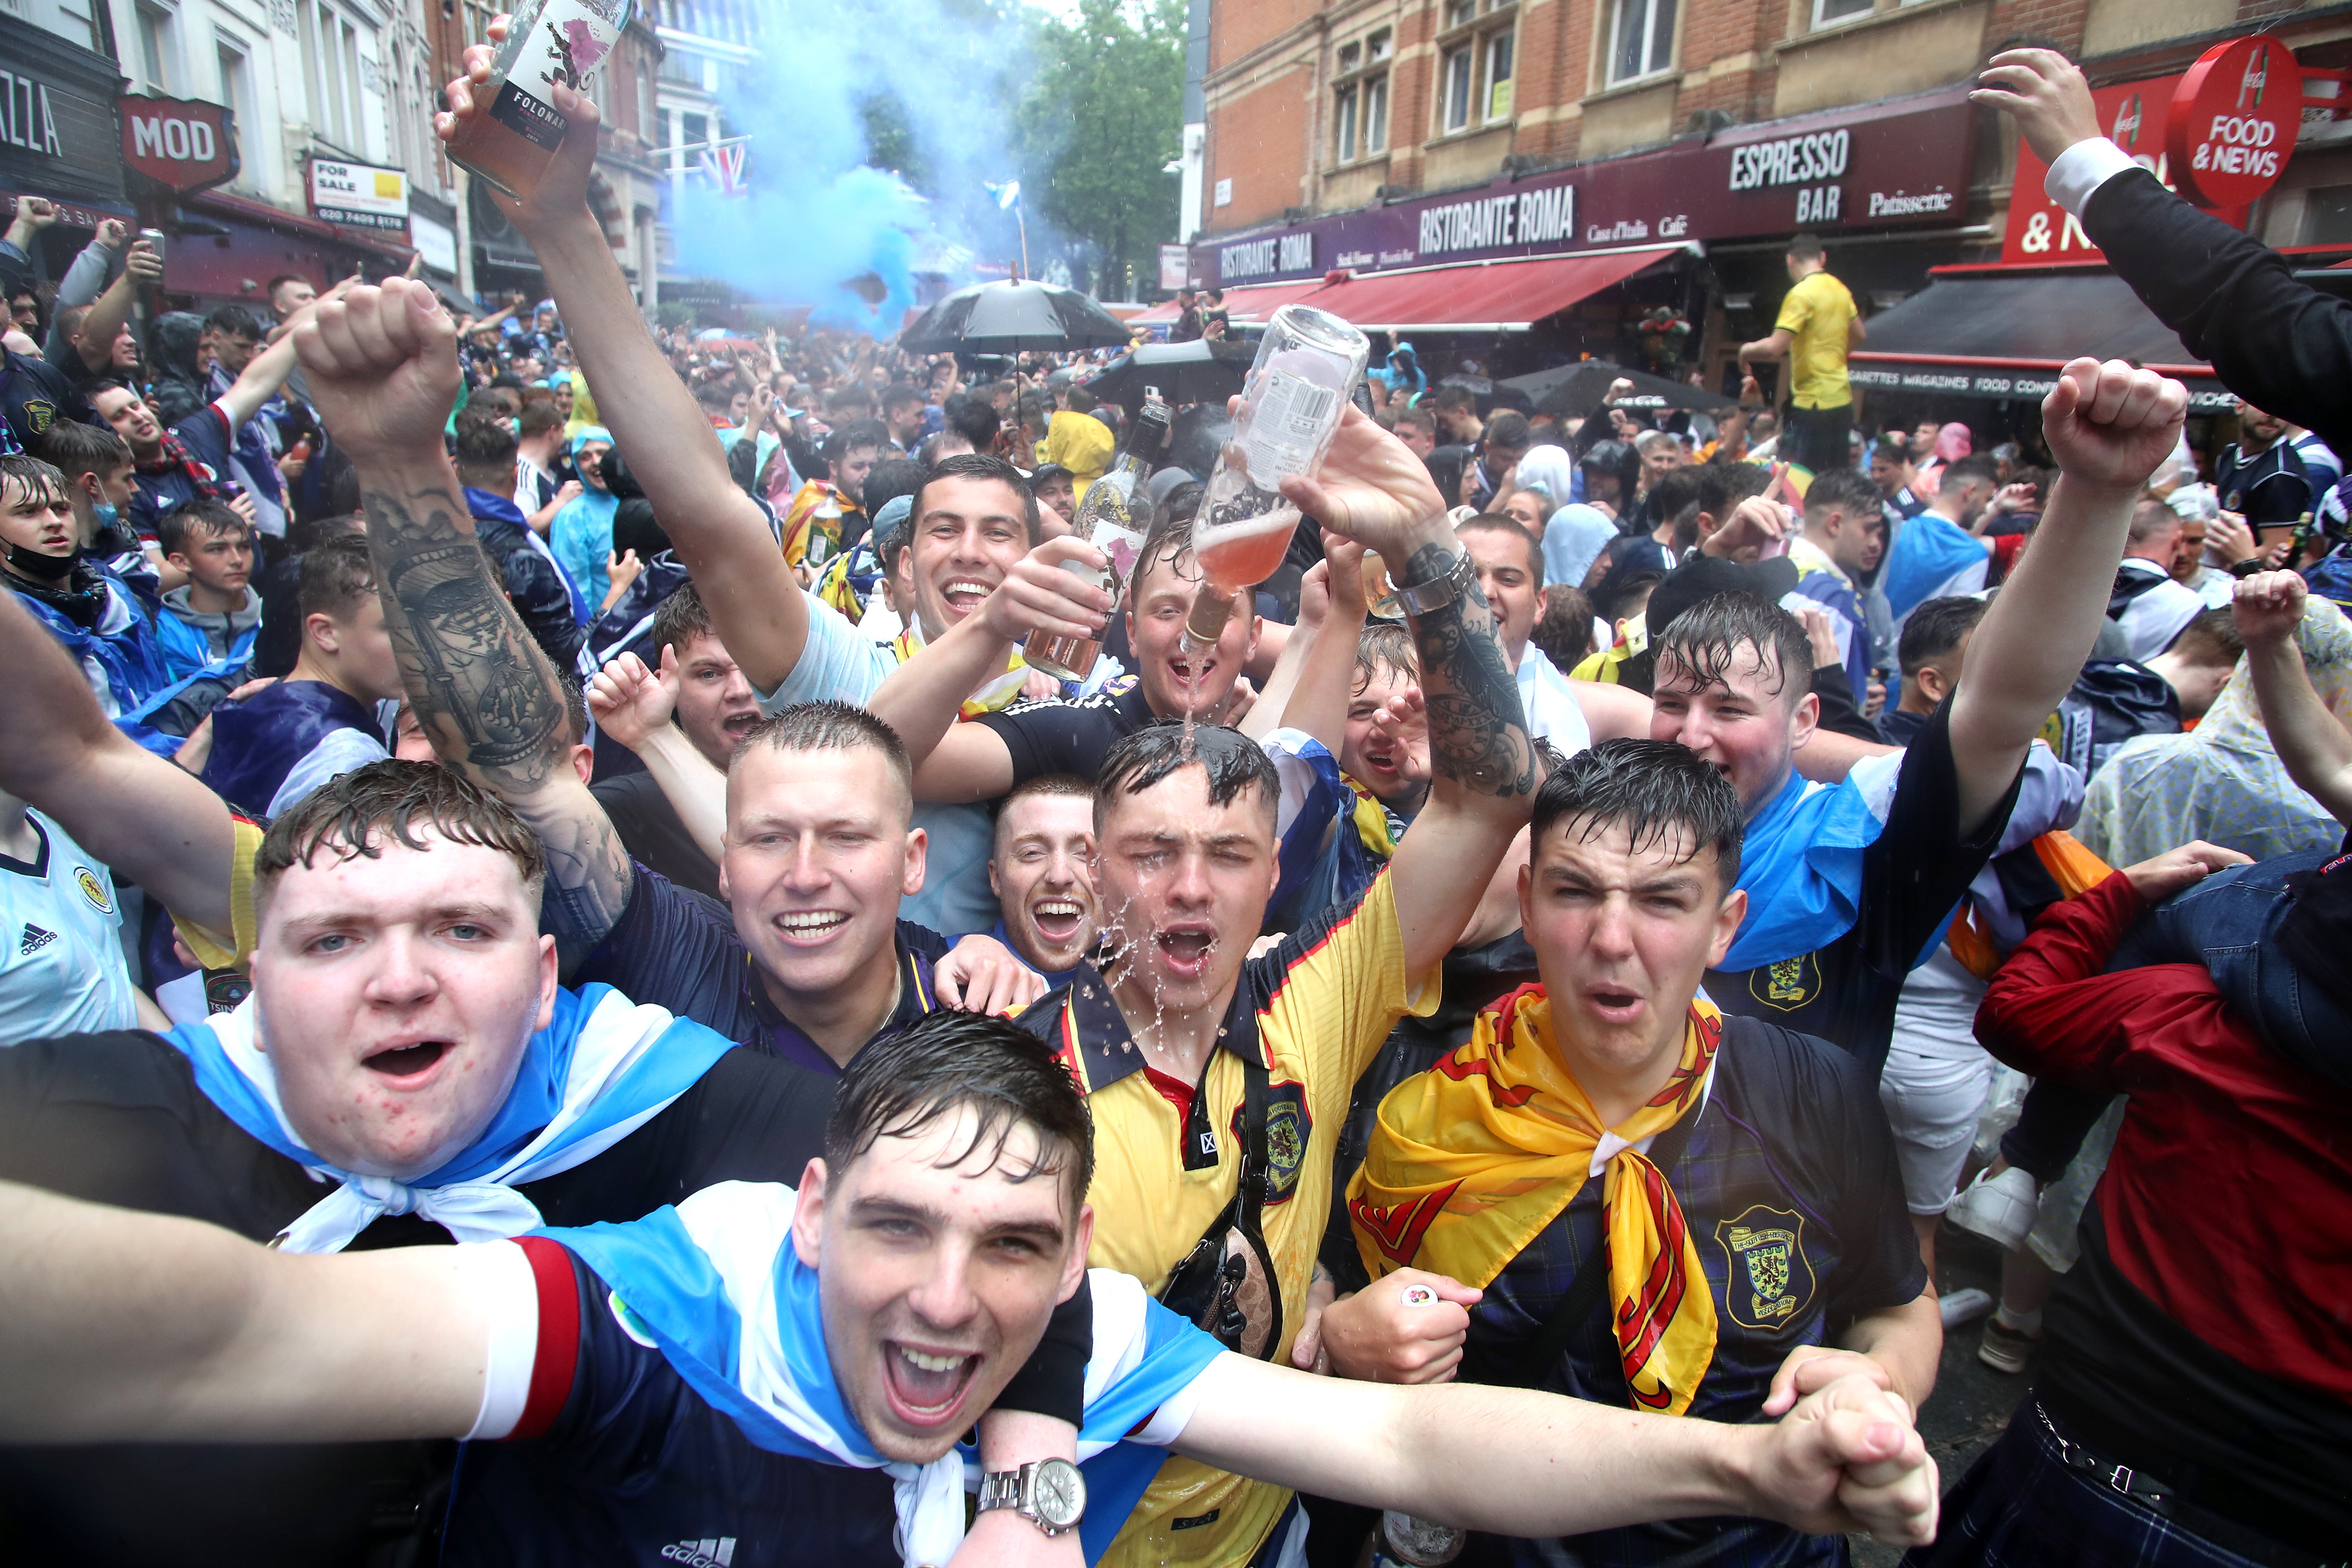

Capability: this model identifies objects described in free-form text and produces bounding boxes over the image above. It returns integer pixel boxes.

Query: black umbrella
[899,278,1134,354]
[1080,339,1256,412]
[1501,359,1736,418]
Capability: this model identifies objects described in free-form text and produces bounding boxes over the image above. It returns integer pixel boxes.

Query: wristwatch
[976,1456,1087,1537]
[1387,545,1478,614]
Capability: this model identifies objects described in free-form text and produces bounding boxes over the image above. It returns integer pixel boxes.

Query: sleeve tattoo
[360,479,632,962]
[1403,542,1538,799]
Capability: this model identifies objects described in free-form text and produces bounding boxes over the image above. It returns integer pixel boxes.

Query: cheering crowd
[0,41,2344,1568]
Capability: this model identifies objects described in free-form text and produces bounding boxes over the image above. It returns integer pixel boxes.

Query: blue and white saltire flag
[164,985,735,1253]
[1720,751,1902,972]
[1881,508,1989,632]
[984,178,1022,212]
[548,1181,1227,1568]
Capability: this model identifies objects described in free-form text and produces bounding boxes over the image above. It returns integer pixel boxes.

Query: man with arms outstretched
[0,1011,1941,1568]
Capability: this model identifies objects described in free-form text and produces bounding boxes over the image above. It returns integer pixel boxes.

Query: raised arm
[68,237,161,374]
[1249,535,1369,754]
[0,1180,489,1445]
[1946,359,2184,835]
[587,647,729,865]
[293,279,631,967]
[2233,569,2352,824]
[1287,406,1537,978]
[437,43,808,695]
[0,588,237,930]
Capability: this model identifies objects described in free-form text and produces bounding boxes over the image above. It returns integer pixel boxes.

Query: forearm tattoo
[1402,542,1537,798]
[360,478,631,960]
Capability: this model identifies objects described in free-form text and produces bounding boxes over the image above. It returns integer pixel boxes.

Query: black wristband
[990,1271,1092,1426]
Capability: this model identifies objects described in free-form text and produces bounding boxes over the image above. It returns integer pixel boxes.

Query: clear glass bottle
[446,0,632,201]
[1026,388,1174,682]
[1183,304,1371,648]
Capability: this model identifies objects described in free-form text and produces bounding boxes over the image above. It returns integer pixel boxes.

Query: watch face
[1032,1458,1086,1529]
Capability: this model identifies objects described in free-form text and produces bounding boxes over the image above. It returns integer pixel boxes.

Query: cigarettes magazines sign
[310,157,410,234]
[118,94,238,194]
[1199,90,1977,288]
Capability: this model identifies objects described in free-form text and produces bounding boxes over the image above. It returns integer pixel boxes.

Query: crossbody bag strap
[1503,1105,1703,1392]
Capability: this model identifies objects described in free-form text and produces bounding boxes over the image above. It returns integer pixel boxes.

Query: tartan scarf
[1348,983,1721,1415]
[136,426,224,499]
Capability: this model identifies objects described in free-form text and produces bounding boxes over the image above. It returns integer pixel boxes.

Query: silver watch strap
[1388,545,1476,614]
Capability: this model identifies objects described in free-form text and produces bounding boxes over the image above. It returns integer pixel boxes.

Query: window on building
[463,0,496,46]
[1366,71,1389,150]
[136,3,178,93]
[1444,0,1475,26]
[1812,0,1873,24]
[1337,41,1361,73]
[1484,29,1514,120]
[1608,0,1677,84]
[1441,45,1473,132]
[213,38,248,127]
[1336,82,1360,163]
[1332,30,1391,165]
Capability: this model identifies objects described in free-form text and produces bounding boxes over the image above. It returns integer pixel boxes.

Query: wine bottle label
[488,0,628,150]
[1242,368,1340,485]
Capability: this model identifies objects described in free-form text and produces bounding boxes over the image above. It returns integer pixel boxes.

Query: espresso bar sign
[1197,90,1977,287]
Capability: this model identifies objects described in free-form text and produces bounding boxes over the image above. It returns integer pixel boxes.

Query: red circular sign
[2168,38,2300,208]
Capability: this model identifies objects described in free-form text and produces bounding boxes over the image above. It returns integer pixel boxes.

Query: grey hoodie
[161,583,263,660]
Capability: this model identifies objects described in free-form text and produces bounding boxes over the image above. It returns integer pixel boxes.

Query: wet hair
[1596,568,1665,626]
[883,381,925,414]
[287,512,365,554]
[255,759,545,911]
[911,451,1043,547]
[1938,454,2000,495]
[2128,496,2186,547]
[517,400,565,440]
[1395,405,1439,437]
[826,419,890,464]
[1869,437,1914,470]
[1356,620,1419,691]
[734,699,913,802]
[862,457,927,520]
[824,1008,1093,1209]
[649,580,715,663]
[34,418,132,482]
[1530,737,1744,887]
[2169,606,2245,668]
[992,772,1094,854]
[452,408,520,487]
[1787,232,1825,264]
[1095,722,1280,833]
[202,304,263,341]
[157,499,251,559]
[1484,409,1531,454]
[1456,510,1542,579]
[1432,384,1478,413]
[297,535,377,623]
[943,391,1000,450]
[1651,590,1814,709]
[1801,465,1882,523]
[1531,587,1597,668]
[1898,594,1988,679]
[0,452,67,509]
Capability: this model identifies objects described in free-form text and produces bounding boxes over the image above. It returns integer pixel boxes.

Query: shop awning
[1129,278,1332,326]
[1849,270,2233,410]
[1298,245,1681,334]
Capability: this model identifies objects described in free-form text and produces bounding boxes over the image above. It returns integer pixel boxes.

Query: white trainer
[1947,1166,2041,1250]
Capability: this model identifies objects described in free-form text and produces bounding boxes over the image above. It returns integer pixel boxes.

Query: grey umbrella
[1501,359,1736,418]
[1080,339,1256,412]
[899,278,1134,354]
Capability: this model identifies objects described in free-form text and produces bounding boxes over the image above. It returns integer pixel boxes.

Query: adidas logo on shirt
[658,1540,736,1567]
[19,924,56,955]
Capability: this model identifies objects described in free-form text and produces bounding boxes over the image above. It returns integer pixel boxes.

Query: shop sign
[310,157,409,234]
[119,94,239,193]
[1197,91,1977,288]
[1849,360,2237,411]
[410,208,457,273]
[2168,38,2300,208]
[2,66,127,202]
[1158,242,1190,291]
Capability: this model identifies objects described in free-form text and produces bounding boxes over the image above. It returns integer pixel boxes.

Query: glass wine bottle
[446,0,632,202]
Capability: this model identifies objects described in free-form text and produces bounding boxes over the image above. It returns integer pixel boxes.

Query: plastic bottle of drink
[446,0,632,201]
[1183,304,1370,648]
[1026,387,1174,682]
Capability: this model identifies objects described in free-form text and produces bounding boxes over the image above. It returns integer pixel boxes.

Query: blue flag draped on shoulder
[1721,762,1896,971]
[546,1181,1226,1568]
[164,984,734,1252]
[1881,509,1989,626]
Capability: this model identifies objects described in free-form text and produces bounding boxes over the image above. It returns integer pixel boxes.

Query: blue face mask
[91,500,120,531]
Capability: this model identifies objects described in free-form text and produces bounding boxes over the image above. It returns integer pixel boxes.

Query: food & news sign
[1202,87,1978,287]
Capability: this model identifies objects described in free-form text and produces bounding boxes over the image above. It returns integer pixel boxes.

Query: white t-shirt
[0,808,137,1042]
[1517,644,1594,755]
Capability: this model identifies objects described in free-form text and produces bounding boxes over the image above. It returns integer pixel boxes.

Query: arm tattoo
[360,478,631,963]
[1403,542,1537,799]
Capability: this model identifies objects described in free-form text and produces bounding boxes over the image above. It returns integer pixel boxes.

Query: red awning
[1301,245,1680,332]
[1129,278,1333,326]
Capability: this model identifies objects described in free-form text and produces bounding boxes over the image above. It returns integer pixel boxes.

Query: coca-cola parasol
[899,278,1133,353]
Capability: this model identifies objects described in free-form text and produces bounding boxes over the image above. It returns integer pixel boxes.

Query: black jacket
[464,486,586,672]
[2084,165,2352,460]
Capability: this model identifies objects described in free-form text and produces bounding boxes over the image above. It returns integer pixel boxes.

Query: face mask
[91,500,120,532]
[4,540,80,581]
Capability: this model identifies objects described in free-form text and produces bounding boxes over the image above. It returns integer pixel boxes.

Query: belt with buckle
[2034,1403,2349,1568]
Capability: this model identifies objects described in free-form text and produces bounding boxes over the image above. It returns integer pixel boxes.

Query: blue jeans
[2002,849,2352,1181]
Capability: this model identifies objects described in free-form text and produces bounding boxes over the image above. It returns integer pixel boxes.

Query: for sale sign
[2168,38,2299,208]
[309,157,409,234]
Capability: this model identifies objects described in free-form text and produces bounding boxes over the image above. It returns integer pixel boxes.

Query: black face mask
[3,541,80,582]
